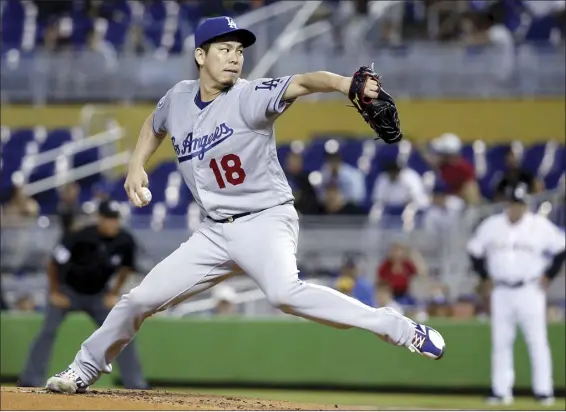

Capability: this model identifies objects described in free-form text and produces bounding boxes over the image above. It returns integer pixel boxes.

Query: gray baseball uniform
[152,77,295,220]
[68,77,416,386]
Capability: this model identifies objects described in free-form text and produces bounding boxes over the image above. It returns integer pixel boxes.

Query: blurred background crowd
[2,0,565,56]
[1,0,564,326]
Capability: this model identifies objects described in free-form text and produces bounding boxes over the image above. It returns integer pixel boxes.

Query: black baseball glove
[348,65,403,144]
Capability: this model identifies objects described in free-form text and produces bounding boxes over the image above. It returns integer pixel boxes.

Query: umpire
[18,200,148,389]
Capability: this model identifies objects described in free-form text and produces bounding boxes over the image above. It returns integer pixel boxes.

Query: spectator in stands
[36,1,74,25]
[459,9,515,82]
[211,285,238,315]
[376,241,428,304]
[84,27,118,71]
[284,151,320,215]
[492,147,544,202]
[13,292,40,312]
[451,295,477,319]
[422,180,466,233]
[92,180,112,203]
[334,257,375,307]
[41,20,64,52]
[57,182,84,235]
[0,177,40,273]
[423,133,481,205]
[371,161,429,216]
[319,183,365,216]
[523,0,566,24]
[1,181,39,225]
[375,282,404,314]
[319,151,366,206]
[125,23,154,56]
[426,282,452,318]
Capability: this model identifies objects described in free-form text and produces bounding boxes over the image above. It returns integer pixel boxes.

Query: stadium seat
[99,0,133,50]
[338,139,364,168]
[301,137,330,173]
[143,1,167,49]
[41,129,72,152]
[544,145,565,189]
[364,143,401,206]
[276,144,292,166]
[406,148,431,175]
[522,142,547,175]
[1,0,25,50]
[109,176,129,202]
[166,184,193,216]
[460,144,475,168]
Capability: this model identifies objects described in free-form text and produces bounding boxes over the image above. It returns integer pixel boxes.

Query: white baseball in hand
[140,187,152,205]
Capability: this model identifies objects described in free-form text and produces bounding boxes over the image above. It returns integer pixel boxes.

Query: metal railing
[2,189,563,309]
[1,43,563,103]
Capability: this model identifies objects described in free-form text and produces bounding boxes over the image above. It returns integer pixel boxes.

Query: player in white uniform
[468,183,565,406]
[46,16,445,394]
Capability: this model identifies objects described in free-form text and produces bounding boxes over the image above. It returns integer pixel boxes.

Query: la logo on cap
[226,17,237,29]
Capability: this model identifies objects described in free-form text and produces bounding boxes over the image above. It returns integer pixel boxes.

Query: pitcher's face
[198,40,244,87]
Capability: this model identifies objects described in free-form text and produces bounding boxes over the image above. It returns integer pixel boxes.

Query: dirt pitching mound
[1,386,360,410]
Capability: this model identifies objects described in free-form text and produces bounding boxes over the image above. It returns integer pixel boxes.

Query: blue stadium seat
[167,184,193,216]
[544,145,565,189]
[28,161,54,184]
[1,0,25,50]
[4,128,35,152]
[41,129,72,152]
[27,160,58,214]
[485,144,511,175]
[276,144,291,166]
[524,15,561,43]
[32,189,59,215]
[301,138,328,173]
[339,139,364,168]
[460,144,475,168]
[143,1,167,49]
[179,1,203,33]
[73,147,101,187]
[73,147,99,167]
[109,176,129,202]
[100,0,132,50]
[522,142,547,175]
[2,129,35,173]
[148,161,177,204]
[70,11,95,48]
[480,143,512,198]
[406,148,430,175]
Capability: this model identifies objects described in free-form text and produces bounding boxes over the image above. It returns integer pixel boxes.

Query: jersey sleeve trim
[269,75,296,115]
[151,112,166,137]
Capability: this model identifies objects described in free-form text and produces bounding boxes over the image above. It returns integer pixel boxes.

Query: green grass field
[180,388,566,410]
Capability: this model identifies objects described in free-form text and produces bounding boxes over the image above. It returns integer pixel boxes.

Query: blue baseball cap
[194,16,256,49]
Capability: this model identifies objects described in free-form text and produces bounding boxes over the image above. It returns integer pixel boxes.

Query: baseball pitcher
[46,16,445,394]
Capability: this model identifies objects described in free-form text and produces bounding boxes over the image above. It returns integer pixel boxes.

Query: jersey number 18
[209,154,246,189]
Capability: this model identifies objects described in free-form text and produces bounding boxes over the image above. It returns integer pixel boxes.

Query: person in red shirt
[376,241,427,301]
[423,133,481,205]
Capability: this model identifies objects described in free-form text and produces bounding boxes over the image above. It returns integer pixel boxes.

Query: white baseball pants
[70,204,415,385]
[490,281,553,398]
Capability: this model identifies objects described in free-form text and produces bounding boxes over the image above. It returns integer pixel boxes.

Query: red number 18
[209,154,247,189]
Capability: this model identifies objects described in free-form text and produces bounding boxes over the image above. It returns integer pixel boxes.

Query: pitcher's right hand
[124,166,149,207]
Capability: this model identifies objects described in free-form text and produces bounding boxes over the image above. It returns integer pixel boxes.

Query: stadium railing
[2,188,563,314]
[1,43,564,103]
